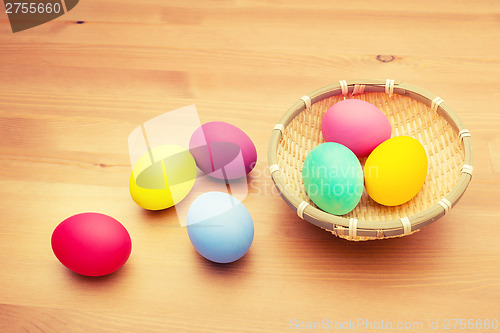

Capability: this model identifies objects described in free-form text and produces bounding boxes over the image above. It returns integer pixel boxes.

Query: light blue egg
[186,192,254,264]
[302,142,364,215]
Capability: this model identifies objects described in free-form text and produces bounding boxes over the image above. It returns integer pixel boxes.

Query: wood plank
[0,0,499,331]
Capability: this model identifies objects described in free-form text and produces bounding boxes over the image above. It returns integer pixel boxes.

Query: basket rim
[267,79,473,238]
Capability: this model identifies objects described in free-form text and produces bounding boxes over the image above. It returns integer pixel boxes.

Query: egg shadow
[62,264,131,291]
[139,206,180,227]
[190,245,254,285]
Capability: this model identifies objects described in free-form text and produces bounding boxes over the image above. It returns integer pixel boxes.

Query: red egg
[51,212,132,276]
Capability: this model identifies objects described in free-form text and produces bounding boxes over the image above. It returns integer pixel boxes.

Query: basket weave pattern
[269,80,473,241]
[277,92,465,223]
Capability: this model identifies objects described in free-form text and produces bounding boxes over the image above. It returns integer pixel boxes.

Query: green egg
[302,142,364,215]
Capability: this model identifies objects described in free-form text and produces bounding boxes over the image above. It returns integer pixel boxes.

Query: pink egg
[189,121,257,180]
[322,99,392,157]
[51,213,132,277]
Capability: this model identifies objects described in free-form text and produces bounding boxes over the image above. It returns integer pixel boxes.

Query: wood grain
[1,0,500,332]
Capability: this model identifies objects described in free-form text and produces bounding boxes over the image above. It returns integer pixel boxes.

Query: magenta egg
[322,99,392,157]
[189,121,257,180]
[51,212,132,277]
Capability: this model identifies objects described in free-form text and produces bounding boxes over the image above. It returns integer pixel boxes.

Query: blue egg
[186,192,254,264]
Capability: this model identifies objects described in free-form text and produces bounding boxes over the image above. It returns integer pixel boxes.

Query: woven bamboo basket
[268,79,473,241]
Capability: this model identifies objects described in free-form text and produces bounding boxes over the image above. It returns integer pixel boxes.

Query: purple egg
[189,122,257,180]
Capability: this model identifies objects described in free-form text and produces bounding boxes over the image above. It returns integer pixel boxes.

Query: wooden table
[1,1,499,332]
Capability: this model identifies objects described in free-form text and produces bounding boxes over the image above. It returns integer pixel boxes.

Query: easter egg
[186,192,254,264]
[189,121,257,180]
[322,99,391,157]
[302,142,364,215]
[51,213,132,276]
[129,145,197,210]
[364,136,428,206]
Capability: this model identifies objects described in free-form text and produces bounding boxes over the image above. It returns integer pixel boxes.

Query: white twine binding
[461,164,474,176]
[352,84,365,95]
[400,217,412,235]
[339,80,348,96]
[348,218,358,239]
[385,79,395,96]
[269,164,280,174]
[300,95,311,109]
[438,198,452,214]
[431,97,444,112]
[297,201,309,219]
[333,225,344,237]
[459,129,471,143]
[273,124,284,134]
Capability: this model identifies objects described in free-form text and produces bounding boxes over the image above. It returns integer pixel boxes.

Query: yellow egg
[129,145,197,210]
[364,136,427,206]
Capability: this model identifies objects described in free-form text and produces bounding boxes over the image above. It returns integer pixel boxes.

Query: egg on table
[189,121,257,180]
[322,99,392,157]
[364,136,428,206]
[129,144,197,210]
[51,212,132,276]
[186,191,254,264]
[302,142,364,215]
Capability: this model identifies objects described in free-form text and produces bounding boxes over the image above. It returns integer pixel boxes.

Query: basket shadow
[281,210,449,277]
